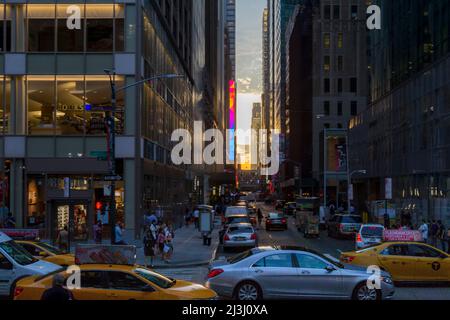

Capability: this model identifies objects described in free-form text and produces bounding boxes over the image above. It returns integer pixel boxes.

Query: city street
[156,203,450,300]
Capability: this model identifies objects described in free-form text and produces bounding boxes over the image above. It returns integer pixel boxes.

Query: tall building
[225,0,236,80]
[251,102,262,171]
[0,0,219,242]
[262,8,271,135]
[284,0,368,202]
[349,0,450,226]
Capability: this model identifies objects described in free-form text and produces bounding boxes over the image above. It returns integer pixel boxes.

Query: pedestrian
[430,220,439,247]
[56,226,69,253]
[257,208,263,226]
[437,221,448,253]
[143,226,156,268]
[163,227,174,263]
[419,220,429,244]
[41,274,74,301]
[193,207,200,229]
[93,221,103,244]
[114,222,126,245]
[157,227,166,257]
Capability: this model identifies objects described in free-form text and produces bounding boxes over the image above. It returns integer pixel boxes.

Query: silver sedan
[223,223,258,250]
[206,246,395,301]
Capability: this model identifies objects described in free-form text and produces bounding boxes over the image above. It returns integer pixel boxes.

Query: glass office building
[349,0,450,226]
[0,1,197,242]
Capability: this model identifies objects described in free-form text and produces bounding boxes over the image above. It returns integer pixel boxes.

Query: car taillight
[14,287,24,298]
[356,233,362,242]
[208,269,224,279]
[251,233,257,240]
[266,219,271,224]
[282,219,287,224]
[339,224,344,231]
[224,234,230,241]
[341,256,356,263]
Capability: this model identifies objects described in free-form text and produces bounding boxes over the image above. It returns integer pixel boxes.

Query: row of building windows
[0,75,125,136]
[322,4,359,20]
[0,4,125,52]
[323,33,344,49]
[323,55,344,72]
[323,101,359,117]
[324,77,357,94]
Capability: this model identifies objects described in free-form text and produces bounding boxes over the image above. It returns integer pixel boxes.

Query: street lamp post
[104,69,184,245]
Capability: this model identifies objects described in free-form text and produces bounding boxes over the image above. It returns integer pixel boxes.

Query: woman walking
[143,225,156,268]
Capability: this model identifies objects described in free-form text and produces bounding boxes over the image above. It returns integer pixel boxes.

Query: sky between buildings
[236,0,266,144]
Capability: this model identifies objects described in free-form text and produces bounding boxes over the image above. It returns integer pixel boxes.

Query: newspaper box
[75,244,137,265]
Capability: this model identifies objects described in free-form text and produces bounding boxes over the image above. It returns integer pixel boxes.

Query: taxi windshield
[0,240,39,266]
[134,268,175,289]
[36,242,64,255]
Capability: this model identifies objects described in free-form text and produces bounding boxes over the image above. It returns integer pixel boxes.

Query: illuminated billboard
[229,80,236,162]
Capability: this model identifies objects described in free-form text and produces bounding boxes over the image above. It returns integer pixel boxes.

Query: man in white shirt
[419,220,429,243]
[193,208,200,228]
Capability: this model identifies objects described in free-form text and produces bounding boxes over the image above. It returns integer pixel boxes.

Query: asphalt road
[159,202,450,300]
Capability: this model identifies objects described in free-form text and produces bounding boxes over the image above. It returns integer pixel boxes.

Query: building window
[324,56,330,71]
[338,56,343,71]
[324,78,330,93]
[324,123,330,129]
[27,75,125,136]
[350,77,357,93]
[337,123,343,129]
[26,4,124,52]
[323,5,331,20]
[337,78,343,93]
[324,101,330,116]
[0,76,11,134]
[351,101,358,116]
[323,33,330,49]
[351,5,358,20]
[337,102,343,116]
[337,33,343,49]
[333,5,340,19]
[0,5,12,52]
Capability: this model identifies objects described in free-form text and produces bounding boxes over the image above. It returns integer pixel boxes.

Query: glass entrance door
[54,202,89,243]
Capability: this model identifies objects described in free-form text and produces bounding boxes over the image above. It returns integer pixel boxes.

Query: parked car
[265,213,288,231]
[206,246,395,300]
[283,202,297,216]
[327,215,363,239]
[0,232,61,299]
[223,223,258,251]
[355,225,385,250]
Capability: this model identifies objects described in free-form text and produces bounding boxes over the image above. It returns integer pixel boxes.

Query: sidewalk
[136,225,219,269]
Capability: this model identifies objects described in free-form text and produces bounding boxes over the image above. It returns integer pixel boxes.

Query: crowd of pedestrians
[142,211,175,266]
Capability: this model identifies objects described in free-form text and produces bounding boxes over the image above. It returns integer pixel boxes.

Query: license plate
[235,237,246,241]
[273,220,281,223]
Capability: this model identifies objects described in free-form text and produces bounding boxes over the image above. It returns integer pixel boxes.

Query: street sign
[104,175,123,181]
[90,151,108,161]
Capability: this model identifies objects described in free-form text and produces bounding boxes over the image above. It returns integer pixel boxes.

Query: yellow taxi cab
[16,240,75,267]
[13,264,218,300]
[340,242,450,282]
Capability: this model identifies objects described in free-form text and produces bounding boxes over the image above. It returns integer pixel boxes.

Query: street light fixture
[103,69,185,244]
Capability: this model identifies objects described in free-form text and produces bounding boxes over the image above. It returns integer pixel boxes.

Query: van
[0,232,61,298]
[355,224,385,250]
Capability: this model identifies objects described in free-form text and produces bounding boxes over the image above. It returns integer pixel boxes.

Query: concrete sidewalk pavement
[136,225,219,269]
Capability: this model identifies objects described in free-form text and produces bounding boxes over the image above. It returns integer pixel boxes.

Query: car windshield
[341,216,362,223]
[361,226,384,237]
[226,208,247,215]
[36,242,64,255]
[0,240,39,266]
[227,250,254,264]
[288,204,296,208]
[228,227,253,234]
[35,268,66,282]
[228,217,249,224]
[268,213,283,219]
[134,268,175,289]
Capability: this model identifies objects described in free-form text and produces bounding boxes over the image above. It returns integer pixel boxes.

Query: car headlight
[381,276,393,285]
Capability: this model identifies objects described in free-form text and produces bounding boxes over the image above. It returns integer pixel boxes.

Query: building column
[9,159,25,227]
[124,159,136,241]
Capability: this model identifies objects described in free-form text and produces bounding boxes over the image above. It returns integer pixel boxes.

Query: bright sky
[236,0,266,144]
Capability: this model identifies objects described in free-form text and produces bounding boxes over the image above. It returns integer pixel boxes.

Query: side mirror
[325,265,336,273]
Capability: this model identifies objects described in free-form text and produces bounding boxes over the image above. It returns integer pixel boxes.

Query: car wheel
[353,282,381,301]
[234,281,262,301]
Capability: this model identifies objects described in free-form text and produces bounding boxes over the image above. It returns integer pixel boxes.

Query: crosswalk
[154,267,208,284]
